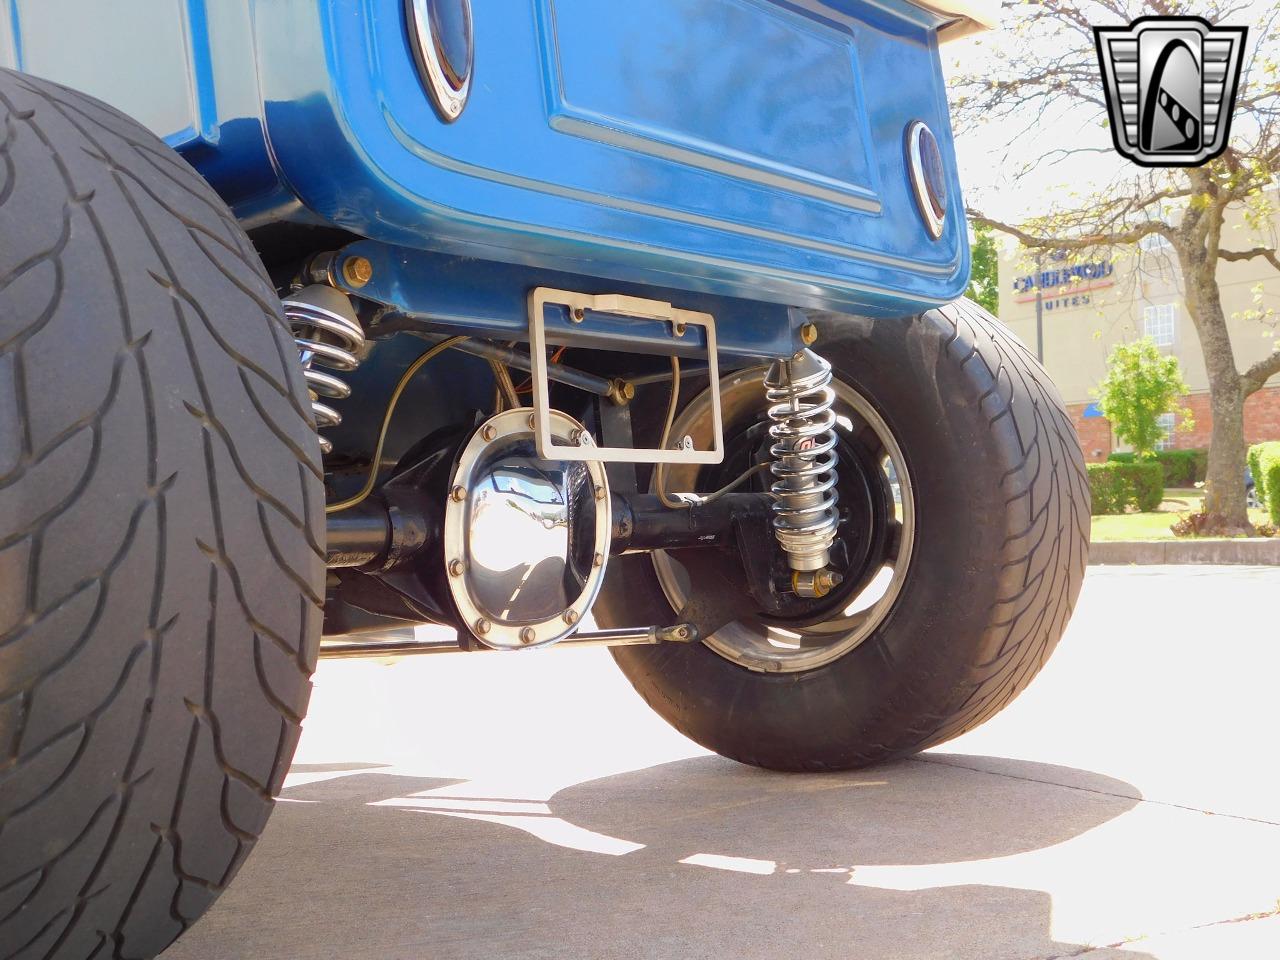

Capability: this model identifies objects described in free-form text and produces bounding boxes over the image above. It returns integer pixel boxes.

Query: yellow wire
[325,336,467,515]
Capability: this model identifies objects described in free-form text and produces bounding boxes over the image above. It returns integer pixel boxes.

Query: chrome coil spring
[763,348,840,572]
[284,288,365,454]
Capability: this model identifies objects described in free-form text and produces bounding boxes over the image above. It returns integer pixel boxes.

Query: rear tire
[594,299,1090,771]
[0,70,323,958]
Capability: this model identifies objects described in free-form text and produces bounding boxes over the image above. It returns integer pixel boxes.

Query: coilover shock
[283,285,366,454]
[764,348,842,596]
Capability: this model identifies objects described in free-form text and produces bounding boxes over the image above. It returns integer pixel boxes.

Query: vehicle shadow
[163,753,1154,960]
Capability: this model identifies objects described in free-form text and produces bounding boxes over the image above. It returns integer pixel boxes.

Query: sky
[942,1,1278,226]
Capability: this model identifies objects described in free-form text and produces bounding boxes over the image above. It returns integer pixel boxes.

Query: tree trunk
[1182,256,1253,533]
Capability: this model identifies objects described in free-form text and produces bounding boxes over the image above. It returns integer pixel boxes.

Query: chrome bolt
[800,322,819,346]
[481,424,497,442]
[593,552,604,568]
[520,627,537,645]
[448,559,465,577]
[673,320,687,337]
[451,485,467,502]
[474,618,491,636]
[562,609,579,626]
[595,485,606,501]
[571,307,586,323]
[674,626,690,640]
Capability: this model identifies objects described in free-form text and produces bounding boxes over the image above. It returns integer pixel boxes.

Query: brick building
[997,207,1280,464]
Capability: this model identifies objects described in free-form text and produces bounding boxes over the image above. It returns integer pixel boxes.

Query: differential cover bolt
[520,627,537,645]
[562,609,579,625]
[451,485,466,502]
[481,424,497,442]
[448,559,465,577]
[593,552,604,567]
[474,618,491,636]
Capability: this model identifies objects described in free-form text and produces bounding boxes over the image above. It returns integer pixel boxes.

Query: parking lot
[164,566,1280,960]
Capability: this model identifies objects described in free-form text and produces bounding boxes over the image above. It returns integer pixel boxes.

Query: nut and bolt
[448,559,465,577]
[593,552,605,568]
[562,609,580,626]
[570,307,586,323]
[520,627,537,645]
[481,424,498,442]
[673,321,687,337]
[673,626,691,640]
[595,485,606,501]
[815,569,843,595]
[342,256,374,288]
[800,322,819,346]
[450,485,467,502]
[474,618,491,636]
[609,379,636,406]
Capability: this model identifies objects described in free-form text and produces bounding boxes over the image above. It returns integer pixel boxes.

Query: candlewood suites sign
[1011,259,1114,308]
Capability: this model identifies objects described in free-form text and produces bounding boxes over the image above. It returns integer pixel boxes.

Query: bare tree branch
[967,209,1171,250]
[1241,350,1280,396]
[1218,247,1280,273]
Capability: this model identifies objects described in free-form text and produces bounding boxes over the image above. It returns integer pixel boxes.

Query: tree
[966,223,1001,313]
[950,0,1280,534]
[1095,338,1192,457]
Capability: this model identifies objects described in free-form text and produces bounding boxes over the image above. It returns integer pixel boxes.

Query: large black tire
[595,300,1090,771]
[0,71,324,958]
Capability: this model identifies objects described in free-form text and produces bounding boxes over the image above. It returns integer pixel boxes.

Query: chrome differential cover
[444,408,610,649]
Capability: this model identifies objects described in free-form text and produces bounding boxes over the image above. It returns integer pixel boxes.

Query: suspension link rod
[319,623,698,659]
[371,319,625,401]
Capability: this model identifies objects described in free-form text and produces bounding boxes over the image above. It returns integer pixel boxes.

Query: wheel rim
[652,366,916,673]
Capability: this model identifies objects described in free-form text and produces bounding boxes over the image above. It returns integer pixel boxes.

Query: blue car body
[0,0,982,354]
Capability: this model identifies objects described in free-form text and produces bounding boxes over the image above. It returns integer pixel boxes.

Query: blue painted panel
[4,0,972,321]
[333,241,804,361]
[0,0,293,224]
[540,0,879,212]
[253,0,969,316]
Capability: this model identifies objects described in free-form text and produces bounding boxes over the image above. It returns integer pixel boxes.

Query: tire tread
[0,69,322,960]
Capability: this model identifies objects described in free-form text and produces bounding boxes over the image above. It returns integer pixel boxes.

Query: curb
[1089,539,1280,565]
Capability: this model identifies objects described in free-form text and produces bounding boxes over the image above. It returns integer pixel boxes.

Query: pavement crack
[911,756,1280,828]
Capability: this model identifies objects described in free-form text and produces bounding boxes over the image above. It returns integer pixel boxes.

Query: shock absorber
[764,348,841,596]
[283,284,365,454]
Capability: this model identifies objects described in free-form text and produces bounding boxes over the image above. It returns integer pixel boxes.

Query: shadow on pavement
[165,753,1152,960]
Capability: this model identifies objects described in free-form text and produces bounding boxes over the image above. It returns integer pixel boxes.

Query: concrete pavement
[163,566,1280,960]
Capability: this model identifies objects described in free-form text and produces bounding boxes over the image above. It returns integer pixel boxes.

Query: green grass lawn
[1091,488,1272,541]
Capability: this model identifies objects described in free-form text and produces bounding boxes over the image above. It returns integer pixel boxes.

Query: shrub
[1249,441,1280,526]
[1108,448,1207,486]
[1087,461,1164,515]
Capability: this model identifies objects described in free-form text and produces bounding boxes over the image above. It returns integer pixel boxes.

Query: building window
[1155,412,1176,451]
[1143,303,1176,346]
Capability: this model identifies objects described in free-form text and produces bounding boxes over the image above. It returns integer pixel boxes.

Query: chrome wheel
[654,367,915,673]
